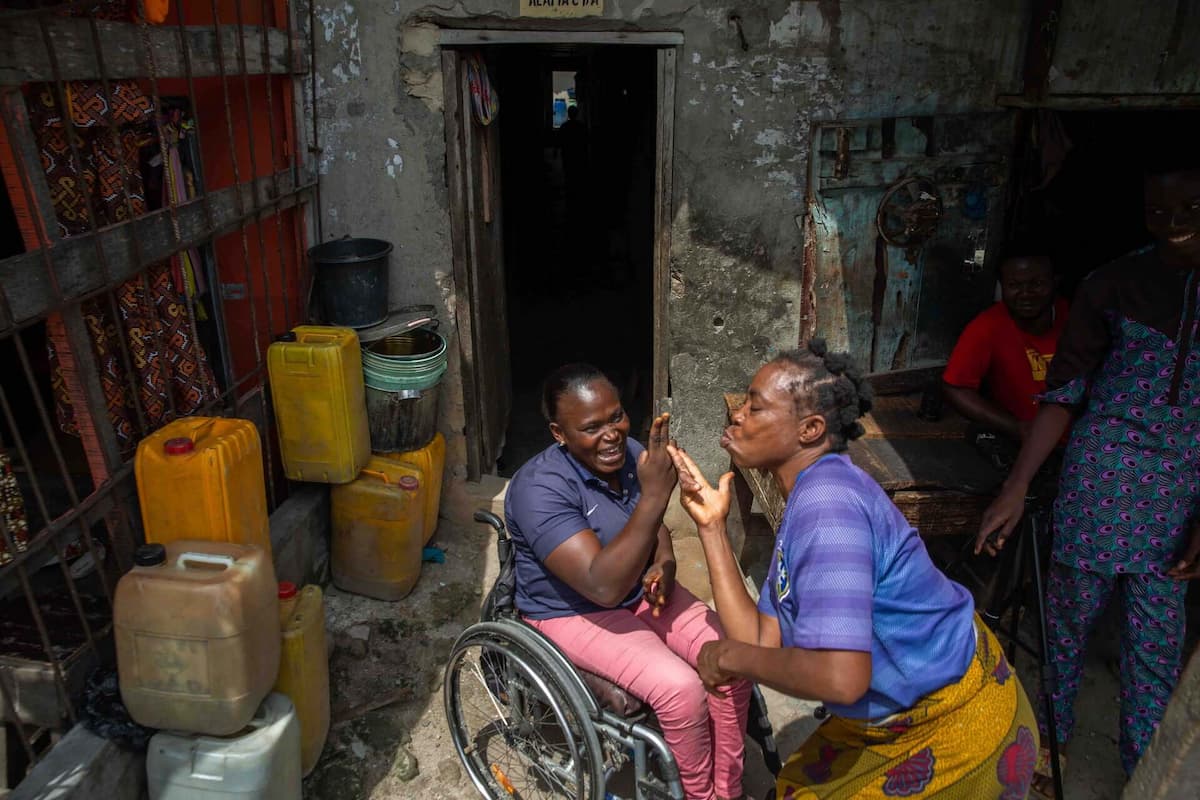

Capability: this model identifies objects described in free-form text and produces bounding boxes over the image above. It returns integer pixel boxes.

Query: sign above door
[519,0,604,18]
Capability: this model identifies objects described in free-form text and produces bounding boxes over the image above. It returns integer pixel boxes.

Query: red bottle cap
[398,476,420,491]
[278,581,298,599]
[164,437,194,455]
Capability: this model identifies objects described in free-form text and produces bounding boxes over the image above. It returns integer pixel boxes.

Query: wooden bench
[723,392,1004,538]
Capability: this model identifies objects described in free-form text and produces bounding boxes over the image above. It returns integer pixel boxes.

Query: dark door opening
[1010,110,1200,296]
[490,45,659,476]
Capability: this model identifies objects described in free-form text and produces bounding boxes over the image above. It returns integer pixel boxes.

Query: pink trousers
[526,586,750,800]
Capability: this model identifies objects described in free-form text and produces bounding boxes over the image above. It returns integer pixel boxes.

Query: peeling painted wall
[299,0,1176,482]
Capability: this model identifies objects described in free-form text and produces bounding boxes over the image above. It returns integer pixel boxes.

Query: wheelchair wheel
[445,622,605,800]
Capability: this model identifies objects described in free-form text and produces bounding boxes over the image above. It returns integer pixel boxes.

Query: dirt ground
[306,519,1143,800]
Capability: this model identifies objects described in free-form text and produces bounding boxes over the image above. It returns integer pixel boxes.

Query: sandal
[1030,745,1066,800]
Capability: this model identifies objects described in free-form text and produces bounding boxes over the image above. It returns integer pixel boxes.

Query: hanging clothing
[27,81,153,237]
[27,81,218,457]
[0,451,30,566]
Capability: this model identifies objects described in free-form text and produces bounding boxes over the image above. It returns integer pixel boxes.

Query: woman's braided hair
[771,339,874,452]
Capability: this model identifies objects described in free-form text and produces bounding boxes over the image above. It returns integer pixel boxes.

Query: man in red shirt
[943,255,1068,442]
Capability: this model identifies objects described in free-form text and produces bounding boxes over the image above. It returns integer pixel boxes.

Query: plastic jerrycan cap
[398,476,420,491]
[278,581,298,599]
[163,437,194,455]
[276,332,298,343]
[134,543,167,567]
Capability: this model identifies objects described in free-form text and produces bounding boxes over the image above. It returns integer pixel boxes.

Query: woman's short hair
[541,363,613,422]
[770,340,874,452]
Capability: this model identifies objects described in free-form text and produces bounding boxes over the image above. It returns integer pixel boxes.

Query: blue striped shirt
[757,454,976,719]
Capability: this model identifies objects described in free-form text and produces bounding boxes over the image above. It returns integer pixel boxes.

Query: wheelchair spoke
[446,638,598,800]
[470,658,511,724]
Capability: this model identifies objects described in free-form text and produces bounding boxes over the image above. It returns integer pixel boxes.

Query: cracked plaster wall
[303,0,1025,482]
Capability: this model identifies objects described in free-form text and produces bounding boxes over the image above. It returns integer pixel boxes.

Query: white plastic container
[146,693,302,800]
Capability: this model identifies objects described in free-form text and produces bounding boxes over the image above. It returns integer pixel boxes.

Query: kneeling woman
[505,364,751,800]
[669,343,1039,799]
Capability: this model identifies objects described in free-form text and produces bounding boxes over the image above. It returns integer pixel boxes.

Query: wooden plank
[0,89,60,332]
[0,168,313,332]
[0,91,58,252]
[995,92,1200,110]
[438,29,684,47]
[724,390,1001,535]
[815,152,1006,192]
[890,490,991,537]
[652,47,676,409]
[440,50,482,481]
[468,111,510,469]
[851,437,1002,493]
[865,364,946,396]
[858,394,968,440]
[486,118,512,467]
[0,18,305,85]
[459,55,501,473]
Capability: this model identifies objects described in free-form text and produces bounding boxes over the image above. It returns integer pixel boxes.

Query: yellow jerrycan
[268,326,370,484]
[331,457,424,600]
[274,582,330,777]
[382,432,446,545]
[135,417,270,553]
[115,540,280,736]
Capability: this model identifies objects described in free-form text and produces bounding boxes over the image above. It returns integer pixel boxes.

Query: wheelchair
[444,510,782,800]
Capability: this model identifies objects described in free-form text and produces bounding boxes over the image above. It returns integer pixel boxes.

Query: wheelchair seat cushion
[579,668,644,717]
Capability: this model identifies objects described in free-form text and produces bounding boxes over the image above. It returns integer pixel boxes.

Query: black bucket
[309,237,392,328]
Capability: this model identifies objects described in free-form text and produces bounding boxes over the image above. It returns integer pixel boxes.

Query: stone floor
[307,513,1183,800]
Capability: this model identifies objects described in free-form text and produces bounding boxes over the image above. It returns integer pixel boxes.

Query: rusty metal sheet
[1046,0,1200,95]
[808,114,1011,373]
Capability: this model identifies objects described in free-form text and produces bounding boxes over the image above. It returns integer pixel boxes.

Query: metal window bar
[0,0,315,773]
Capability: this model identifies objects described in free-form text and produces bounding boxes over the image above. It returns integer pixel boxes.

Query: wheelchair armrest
[474,510,505,536]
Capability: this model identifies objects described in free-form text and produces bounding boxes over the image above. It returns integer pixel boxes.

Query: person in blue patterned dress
[976,165,1200,797]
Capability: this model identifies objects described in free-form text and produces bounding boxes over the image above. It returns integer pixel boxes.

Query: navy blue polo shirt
[505,440,646,620]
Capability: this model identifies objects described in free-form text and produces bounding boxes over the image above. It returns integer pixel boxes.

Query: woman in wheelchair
[505,363,751,800]
[667,342,1040,799]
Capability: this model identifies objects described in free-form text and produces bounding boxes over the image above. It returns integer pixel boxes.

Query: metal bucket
[361,328,447,452]
[310,237,392,328]
[364,383,441,452]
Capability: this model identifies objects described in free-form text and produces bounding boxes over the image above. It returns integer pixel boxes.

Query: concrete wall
[298,0,1169,483]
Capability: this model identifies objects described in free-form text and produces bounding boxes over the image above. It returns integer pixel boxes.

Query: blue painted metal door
[806,114,1014,373]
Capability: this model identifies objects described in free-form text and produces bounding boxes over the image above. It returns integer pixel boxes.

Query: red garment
[943,298,1070,422]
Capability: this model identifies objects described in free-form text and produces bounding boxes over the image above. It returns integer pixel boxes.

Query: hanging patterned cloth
[0,451,30,566]
[28,75,218,459]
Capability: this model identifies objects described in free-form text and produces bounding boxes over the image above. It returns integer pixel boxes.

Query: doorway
[442,34,678,480]
[1009,109,1200,295]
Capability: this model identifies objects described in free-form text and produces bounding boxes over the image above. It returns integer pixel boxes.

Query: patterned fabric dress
[1038,248,1199,773]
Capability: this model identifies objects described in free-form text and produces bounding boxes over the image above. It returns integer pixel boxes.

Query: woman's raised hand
[666,444,732,529]
[638,413,677,504]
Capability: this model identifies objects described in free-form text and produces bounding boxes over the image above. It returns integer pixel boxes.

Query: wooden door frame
[441,30,680,480]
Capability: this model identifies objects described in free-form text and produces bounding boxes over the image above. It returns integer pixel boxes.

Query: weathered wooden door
[442,50,511,479]
[806,114,1013,373]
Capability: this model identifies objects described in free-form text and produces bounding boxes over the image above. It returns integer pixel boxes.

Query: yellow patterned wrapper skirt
[776,616,1039,800]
